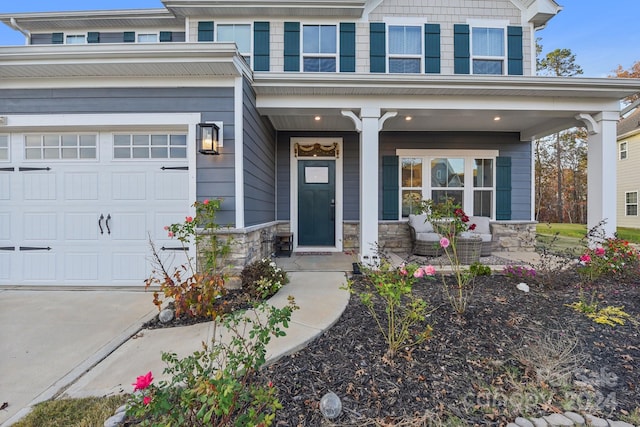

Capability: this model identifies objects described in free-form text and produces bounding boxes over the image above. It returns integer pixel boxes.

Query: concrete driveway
[0,288,156,426]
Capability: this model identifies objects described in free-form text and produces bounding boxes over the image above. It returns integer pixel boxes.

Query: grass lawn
[12,395,127,427]
[536,223,640,245]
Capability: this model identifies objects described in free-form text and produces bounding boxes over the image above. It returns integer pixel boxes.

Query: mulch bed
[264,272,640,426]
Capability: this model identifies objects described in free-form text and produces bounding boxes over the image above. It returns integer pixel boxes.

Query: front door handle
[106,214,111,235]
[330,199,335,221]
[98,214,104,235]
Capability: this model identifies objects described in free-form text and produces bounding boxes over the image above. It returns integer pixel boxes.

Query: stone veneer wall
[345,220,536,254]
[200,220,536,282]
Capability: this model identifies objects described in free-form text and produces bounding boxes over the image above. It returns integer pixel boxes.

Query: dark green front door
[298,160,335,246]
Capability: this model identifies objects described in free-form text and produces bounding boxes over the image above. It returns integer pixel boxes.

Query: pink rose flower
[133,371,153,392]
[440,237,450,248]
[163,226,169,231]
[423,265,436,276]
[414,268,424,278]
[203,199,209,205]
[143,396,152,406]
[168,231,174,238]
[399,268,408,276]
[595,247,605,256]
[580,254,591,263]
[185,216,193,223]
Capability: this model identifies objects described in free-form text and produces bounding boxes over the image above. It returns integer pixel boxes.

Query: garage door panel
[65,252,99,281]
[0,173,9,200]
[23,252,57,280]
[0,253,10,279]
[0,212,10,240]
[112,172,146,200]
[64,213,100,241]
[23,173,56,200]
[64,172,98,200]
[23,213,57,240]
[110,213,147,241]
[155,172,188,200]
[112,252,149,281]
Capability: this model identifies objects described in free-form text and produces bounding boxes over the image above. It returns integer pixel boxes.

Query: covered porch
[255,73,640,263]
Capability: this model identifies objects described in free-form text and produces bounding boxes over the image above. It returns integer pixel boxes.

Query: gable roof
[618,107,640,139]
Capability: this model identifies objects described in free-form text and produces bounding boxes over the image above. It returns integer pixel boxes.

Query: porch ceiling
[254,73,640,140]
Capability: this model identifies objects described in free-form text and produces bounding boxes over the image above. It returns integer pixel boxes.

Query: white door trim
[290,137,343,252]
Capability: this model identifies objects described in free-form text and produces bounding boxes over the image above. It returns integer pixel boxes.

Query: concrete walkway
[0,251,539,426]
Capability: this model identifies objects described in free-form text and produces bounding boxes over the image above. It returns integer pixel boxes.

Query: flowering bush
[241,258,289,299]
[348,259,435,359]
[145,199,232,319]
[502,265,537,281]
[126,299,298,426]
[417,197,476,237]
[577,237,640,283]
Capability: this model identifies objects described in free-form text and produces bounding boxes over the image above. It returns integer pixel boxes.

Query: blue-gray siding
[242,79,277,226]
[0,87,237,225]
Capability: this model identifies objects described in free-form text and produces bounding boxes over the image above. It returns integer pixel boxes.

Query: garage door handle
[98,214,104,234]
[106,214,111,235]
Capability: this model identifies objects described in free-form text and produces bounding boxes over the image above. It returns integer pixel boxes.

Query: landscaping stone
[104,412,126,427]
[515,417,535,427]
[583,414,608,427]
[543,413,574,426]
[607,420,635,427]
[516,282,530,292]
[530,417,549,427]
[563,411,585,425]
[158,308,174,323]
[114,404,127,415]
[507,423,520,427]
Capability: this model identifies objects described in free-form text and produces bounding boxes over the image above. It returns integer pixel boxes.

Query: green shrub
[470,262,492,277]
[241,258,289,299]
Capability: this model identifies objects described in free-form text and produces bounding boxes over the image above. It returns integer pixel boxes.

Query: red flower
[186,216,193,223]
[468,223,476,231]
[143,396,152,405]
[133,371,153,392]
[203,199,209,205]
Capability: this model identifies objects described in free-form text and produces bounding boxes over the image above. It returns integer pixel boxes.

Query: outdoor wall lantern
[198,123,220,155]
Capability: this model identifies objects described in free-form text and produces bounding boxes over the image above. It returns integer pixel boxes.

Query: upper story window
[302,25,337,72]
[66,35,86,44]
[620,141,628,160]
[471,27,505,74]
[388,25,422,73]
[0,135,8,161]
[217,24,252,65]
[137,33,158,43]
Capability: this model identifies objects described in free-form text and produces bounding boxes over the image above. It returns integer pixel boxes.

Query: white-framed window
[302,24,337,72]
[217,23,252,64]
[471,26,505,75]
[24,134,97,160]
[137,33,158,43]
[113,134,187,159]
[0,135,8,161]
[620,141,628,160]
[66,34,86,44]
[388,25,422,73]
[626,191,638,216]
[398,150,497,218]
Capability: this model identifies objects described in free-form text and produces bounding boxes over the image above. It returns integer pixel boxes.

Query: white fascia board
[3,113,201,130]
[0,76,237,90]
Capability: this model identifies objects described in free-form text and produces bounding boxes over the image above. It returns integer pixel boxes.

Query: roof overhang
[253,73,640,140]
[0,43,249,79]
[162,0,367,18]
[0,10,183,32]
[510,0,562,28]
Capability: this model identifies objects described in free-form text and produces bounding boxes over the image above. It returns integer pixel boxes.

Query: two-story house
[1,0,639,286]
[617,106,640,229]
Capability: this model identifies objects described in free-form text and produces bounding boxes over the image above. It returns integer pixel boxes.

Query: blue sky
[0,0,638,77]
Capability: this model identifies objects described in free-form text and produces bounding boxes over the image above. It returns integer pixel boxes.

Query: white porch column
[359,107,382,263]
[342,108,396,265]
[579,111,619,239]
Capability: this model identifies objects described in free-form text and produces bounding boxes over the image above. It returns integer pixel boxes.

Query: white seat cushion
[416,232,441,242]
[408,214,434,233]
[469,216,491,235]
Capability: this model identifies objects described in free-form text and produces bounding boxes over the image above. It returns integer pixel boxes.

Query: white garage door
[0,132,191,286]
